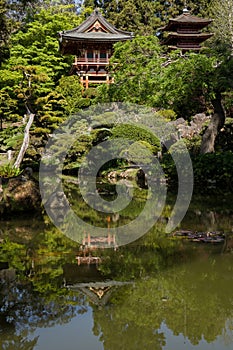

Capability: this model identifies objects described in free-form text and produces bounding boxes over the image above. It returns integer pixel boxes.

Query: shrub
[156,109,177,121]
[0,163,22,178]
[215,118,233,152]
[111,124,161,153]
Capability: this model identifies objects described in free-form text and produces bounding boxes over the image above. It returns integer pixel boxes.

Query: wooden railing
[177,29,201,34]
[177,43,201,48]
[75,57,109,64]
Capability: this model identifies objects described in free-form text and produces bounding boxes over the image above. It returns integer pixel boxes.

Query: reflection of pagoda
[162,7,213,52]
[58,9,133,88]
[82,232,116,249]
[76,230,117,265]
[68,281,132,306]
[63,263,132,307]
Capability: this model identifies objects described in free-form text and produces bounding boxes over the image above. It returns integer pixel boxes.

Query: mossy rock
[0,176,41,215]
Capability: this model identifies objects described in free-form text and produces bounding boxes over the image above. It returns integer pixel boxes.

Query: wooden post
[80,75,84,88]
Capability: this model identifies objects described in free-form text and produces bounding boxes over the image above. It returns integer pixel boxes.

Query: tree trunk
[14,109,35,169]
[200,92,225,154]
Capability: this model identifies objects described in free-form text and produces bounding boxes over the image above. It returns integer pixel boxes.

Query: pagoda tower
[162,7,213,52]
[58,9,133,89]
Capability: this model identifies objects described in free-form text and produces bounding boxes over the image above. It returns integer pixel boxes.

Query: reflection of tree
[91,253,233,349]
[180,195,233,232]
[0,224,85,348]
[94,316,166,350]
[1,186,233,349]
[0,332,39,350]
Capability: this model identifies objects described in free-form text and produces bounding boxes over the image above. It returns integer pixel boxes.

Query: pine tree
[0,0,10,65]
[208,0,233,55]
[82,0,211,35]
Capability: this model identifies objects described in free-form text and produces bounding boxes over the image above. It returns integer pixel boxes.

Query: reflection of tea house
[58,9,133,89]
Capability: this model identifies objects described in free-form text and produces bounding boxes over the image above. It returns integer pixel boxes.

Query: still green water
[0,179,233,350]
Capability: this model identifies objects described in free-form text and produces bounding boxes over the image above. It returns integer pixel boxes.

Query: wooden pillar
[86,75,89,89]
[80,76,84,88]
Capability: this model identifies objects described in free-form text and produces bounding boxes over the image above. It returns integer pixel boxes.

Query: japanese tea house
[58,9,133,88]
[162,7,213,52]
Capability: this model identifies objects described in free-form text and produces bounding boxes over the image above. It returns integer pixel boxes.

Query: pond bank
[0,174,41,216]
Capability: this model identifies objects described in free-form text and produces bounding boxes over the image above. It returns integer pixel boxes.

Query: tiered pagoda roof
[162,8,213,51]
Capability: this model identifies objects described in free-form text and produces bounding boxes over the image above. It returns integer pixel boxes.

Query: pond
[0,178,233,350]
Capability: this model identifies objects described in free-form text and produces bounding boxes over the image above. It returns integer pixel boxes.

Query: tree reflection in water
[91,252,233,349]
[0,181,233,349]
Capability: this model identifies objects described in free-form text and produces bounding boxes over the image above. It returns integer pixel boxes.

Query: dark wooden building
[162,8,213,52]
[58,9,133,88]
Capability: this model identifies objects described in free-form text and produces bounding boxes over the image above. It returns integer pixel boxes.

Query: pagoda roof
[60,31,133,42]
[164,32,213,43]
[59,8,133,54]
[163,10,212,31]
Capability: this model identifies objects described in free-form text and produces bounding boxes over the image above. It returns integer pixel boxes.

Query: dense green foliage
[98,37,233,119]
[0,0,232,190]
[84,0,211,34]
[0,194,233,347]
[0,0,11,65]
[111,124,161,153]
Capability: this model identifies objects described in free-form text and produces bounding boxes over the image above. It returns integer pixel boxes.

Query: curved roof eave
[59,8,133,37]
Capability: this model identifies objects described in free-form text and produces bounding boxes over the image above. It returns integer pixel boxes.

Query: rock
[171,113,211,139]
[0,268,16,282]
[0,176,41,215]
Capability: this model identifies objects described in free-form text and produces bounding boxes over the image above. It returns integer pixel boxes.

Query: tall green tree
[97,35,163,104]
[0,0,10,65]
[97,34,233,153]
[0,5,86,134]
[83,0,211,34]
[208,0,233,55]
